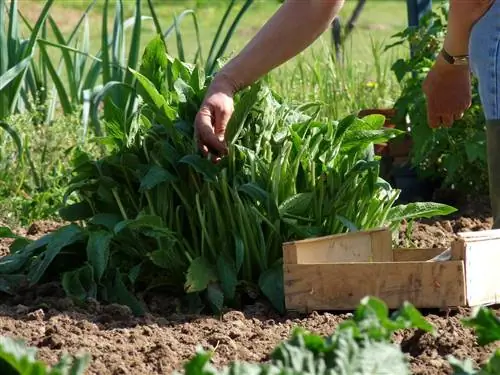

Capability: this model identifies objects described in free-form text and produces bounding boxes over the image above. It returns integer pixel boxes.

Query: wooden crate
[283,228,500,313]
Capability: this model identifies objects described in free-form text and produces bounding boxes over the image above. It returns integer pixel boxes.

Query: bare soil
[0,197,496,374]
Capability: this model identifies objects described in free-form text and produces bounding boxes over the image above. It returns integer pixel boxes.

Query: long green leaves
[0,0,54,119]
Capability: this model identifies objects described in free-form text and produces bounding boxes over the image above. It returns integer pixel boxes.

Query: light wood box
[283,228,500,313]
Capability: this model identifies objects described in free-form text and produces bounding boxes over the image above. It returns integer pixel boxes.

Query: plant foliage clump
[0,36,455,315]
[386,3,488,194]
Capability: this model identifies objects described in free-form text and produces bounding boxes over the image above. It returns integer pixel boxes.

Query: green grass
[21,0,413,116]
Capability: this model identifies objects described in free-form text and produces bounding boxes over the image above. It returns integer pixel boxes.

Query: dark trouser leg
[487,120,500,229]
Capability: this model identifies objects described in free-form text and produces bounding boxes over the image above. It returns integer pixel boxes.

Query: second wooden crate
[283,228,500,313]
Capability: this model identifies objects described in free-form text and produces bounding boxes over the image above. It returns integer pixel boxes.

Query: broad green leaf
[206,283,224,314]
[216,256,238,300]
[88,213,122,231]
[139,165,177,192]
[27,224,85,285]
[178,155,218,182]
[258,260,285,314]
[62,264,97,301]
[138,35,169,93]
[386,202,457,224]
[149,249,174,269]
[184,257,217,293]
[59,201,94,222]
[114,215,163,233]
[129,67,176,122]
[107,269,145,316]
[86,230,113,281]
[278,193,313,217]
[358,114,386,129]
[8,238,31,254]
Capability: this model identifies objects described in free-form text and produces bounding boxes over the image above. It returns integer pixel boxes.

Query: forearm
[444,0,494,55]
[214,0,344,93]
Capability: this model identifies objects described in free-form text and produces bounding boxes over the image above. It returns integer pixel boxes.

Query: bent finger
[195,110,227,156]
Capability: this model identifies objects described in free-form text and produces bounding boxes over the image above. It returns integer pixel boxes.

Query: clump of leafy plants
[386,3,488,195]
[0,35,455,315]
[0,335,90,375]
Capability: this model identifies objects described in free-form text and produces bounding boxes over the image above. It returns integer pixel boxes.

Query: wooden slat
[282,228,390,264]
[284,261,466,312]
[464,236,500,306]
[370,229,393,261]
[283,243,298,265]
[451,238,466,260]
[393,248,446,262]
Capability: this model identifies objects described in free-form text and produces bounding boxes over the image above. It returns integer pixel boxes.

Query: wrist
[209,70,240,97]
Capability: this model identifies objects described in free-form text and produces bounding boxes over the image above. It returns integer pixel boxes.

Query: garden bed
[0,197,496,375]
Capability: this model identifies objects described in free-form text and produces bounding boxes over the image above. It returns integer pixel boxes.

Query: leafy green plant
[385,3,488,195]
[0,335,90,375]
[0,36,455,316]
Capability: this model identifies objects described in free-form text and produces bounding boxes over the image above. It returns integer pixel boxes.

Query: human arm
[195,0,345,158]
[422,0,494,127]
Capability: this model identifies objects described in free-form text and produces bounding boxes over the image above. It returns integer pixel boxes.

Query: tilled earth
[0,199,498,374]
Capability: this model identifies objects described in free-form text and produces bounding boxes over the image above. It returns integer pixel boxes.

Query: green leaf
[216,256,238,300]
[178,155,218,182]
[27,224,85,285]
[138,35,168,92]
[258,260,285,314]
[226,82,262,144]
[233,234,244,273]
[148,249,173,269]
[279,193,314,217]
[0,227,19,239]
[184,257,217,293]
[139,165,177,192]
[59,201,94,222]
[385,202,457,224]
[391,301,435,333]
[0,56,31,91]
[86,230,113,282]
[62,264,97,301]
[359,114,386,129]
[129,67,176,122]
[462,307,500,346]
[89,213,122,231]
[107,269,145,316]
[206,283,224,314]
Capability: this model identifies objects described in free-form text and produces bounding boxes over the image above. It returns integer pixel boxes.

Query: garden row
[1,297,500,374]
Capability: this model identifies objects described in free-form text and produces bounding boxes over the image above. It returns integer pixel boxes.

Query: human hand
[422,54,472,128]
[194,76,236,162]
